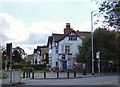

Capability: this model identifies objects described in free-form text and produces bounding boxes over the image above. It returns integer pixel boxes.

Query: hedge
[10,64,46,70]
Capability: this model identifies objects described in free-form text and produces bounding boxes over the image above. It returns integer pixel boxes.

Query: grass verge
[34,70,50,73]
[2,82,25,87]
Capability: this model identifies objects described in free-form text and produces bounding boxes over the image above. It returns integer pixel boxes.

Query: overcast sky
[0,0,100,54]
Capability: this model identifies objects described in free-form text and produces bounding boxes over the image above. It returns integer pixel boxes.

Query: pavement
[1,72,119,86]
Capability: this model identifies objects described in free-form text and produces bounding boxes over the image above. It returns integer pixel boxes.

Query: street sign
[96,51,100,59]
[96,51,101,74]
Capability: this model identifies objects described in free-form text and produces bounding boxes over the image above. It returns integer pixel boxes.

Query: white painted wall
[50,35,82,68]
[51,41,59,67]
[59,36,82,56]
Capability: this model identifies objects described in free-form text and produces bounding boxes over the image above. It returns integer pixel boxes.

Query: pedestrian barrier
[22,67,34,78]
[21,70,86,79]
[2,70,21,85]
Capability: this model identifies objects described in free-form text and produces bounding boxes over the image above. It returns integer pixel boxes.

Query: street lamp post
[91,10,98,75]
[91,11,95,75]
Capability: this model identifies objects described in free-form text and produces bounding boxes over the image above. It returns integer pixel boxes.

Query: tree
[76,34,92,72]
[76,28,119,72]
[0,49,2,70]
[12,46,25,63]
[97,0,120,31]
[94,28,117,60]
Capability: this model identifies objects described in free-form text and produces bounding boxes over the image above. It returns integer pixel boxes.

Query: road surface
[21,75,119,85]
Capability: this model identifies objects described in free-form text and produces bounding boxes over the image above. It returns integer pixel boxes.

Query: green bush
[3,73,9,79]
[23,67,34,72]
[12,64,45,70]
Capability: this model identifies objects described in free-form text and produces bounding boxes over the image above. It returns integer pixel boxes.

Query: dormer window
[68,32,77,41]
[69,36,77,41]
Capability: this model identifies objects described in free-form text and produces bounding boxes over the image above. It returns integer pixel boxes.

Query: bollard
[57,71,59,78]
[83,69,86,75]
[26,72,28,78]
[82,63,86,75]
[28,72,30,78]
[44,72,46,78]
[32,72,34,79]
[67,70,69,78]
[23,72,25,78]
[74,71,76,77]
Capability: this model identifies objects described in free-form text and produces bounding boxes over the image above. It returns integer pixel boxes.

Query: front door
[63,61,67,71]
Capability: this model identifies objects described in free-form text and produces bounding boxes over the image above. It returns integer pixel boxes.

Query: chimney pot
[66,23,70,28]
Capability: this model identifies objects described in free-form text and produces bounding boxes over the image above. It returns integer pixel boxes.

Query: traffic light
[2,51,6,60]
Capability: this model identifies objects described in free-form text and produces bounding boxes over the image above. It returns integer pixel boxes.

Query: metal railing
[2,70,21,85]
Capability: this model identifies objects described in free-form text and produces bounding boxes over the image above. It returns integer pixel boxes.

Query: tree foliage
[12,46,25,63]
[94,28,118,60]
[0,49,2,70]
[76,28,119,72]
[97,0,120,31]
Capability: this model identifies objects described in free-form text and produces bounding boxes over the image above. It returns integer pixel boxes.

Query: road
[21,75,119,85]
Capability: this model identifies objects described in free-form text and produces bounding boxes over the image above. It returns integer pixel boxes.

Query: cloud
[0,12,91,54]
[23,33,50,45]
[0,13,29,42]
[0,0,91,3]
[29,21,64,34]
[108,0,120,2]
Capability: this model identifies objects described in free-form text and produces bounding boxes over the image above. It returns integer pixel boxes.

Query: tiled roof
[37,46,48,54]
[75,31,91,40]
[27,54,34,61]
[52,31,90,42]
[41,47,48,54]
[47,23,91,43]
[52,34,64,42]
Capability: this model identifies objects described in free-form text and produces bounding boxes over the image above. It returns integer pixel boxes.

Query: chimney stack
[64,23,73,35]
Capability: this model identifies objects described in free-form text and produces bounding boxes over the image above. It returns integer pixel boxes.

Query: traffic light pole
[6,43,12,83]
[9,43,12,83]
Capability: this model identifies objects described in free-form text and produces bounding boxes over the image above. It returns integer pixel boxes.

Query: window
[65,46,67,53]
[49,43,52,49]
[62,54,65,60]
[56,46,58,54]
[56,62,58,66]
[65,45,70,53]
[68,46,70,53]
[69,36,77,41]
[55,42,59,47]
